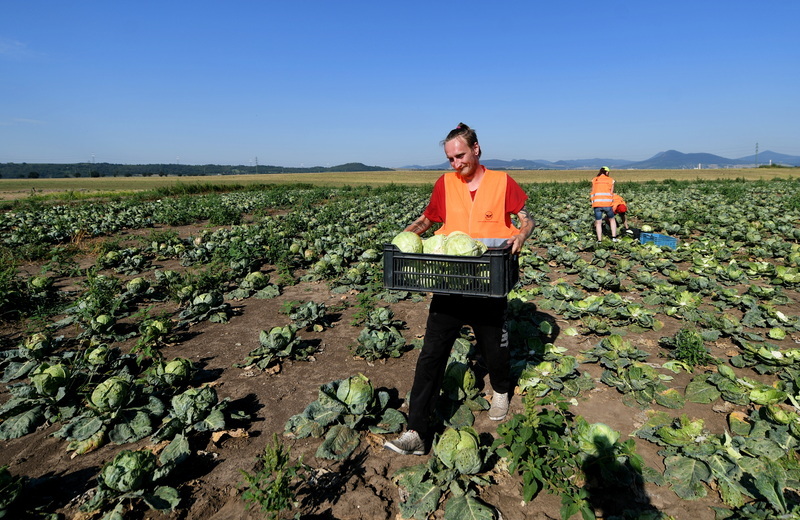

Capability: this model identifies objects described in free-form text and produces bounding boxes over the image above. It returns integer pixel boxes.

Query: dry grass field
[0,168,797,201]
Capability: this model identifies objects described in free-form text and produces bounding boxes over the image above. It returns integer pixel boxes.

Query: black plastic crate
[383,244,519,297]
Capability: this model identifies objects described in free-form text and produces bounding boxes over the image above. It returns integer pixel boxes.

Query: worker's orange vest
[435,169,519,239]
[611,193,626,211]
[591,175,615,207]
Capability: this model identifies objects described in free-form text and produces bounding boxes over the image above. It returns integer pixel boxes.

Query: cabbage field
[1,177,800,520]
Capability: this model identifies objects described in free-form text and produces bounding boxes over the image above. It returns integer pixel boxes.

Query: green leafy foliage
[240,433,309,519]
[634,409,800,516]
[0,465,24,517]
[177,290,232,325]
[287,300,331,331]
[53,375,167,454]
[660,327,716,368]
[493,394,593,519]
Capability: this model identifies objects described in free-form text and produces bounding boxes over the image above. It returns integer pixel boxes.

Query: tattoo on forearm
[517,208,535,238]
[405,217,430,235]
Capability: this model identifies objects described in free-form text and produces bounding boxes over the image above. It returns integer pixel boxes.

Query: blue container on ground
[639,232,678,250]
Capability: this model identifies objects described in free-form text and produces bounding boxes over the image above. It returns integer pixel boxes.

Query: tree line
[0,162,393,179]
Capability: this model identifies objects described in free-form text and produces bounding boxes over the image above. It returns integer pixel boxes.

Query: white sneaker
[384,430,426,455]
[488,392,509,421]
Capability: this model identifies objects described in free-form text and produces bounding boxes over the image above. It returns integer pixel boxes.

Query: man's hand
[507,234,526,254]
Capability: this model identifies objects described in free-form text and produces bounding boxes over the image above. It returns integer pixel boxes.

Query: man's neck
[462,165,485,190]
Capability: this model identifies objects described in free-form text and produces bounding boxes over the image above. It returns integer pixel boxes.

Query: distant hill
[550,158,637,169]
[624,150,739,169]
[402,150,800,170]
[736,150,799,166]
[625,150,800,169]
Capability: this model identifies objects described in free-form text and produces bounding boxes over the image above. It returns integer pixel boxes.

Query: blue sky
[2,1,798,168]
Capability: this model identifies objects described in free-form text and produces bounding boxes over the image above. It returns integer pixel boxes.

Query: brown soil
[2,224,798,520]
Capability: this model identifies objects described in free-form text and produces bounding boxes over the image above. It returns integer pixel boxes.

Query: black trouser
[407,294,510,436]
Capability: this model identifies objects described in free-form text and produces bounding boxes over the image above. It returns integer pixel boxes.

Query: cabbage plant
[177,291,232,326]
[393,425,498,520]
[351,307,407,361]
[79,445,186,518]
[0,332,55,383]
[145,357,196,388]
[55,375,167,455]
[0,359,78,441]
[434,426,484,475]
[236,325,317,371]
[151,386,239,443]
[284,374,405,460]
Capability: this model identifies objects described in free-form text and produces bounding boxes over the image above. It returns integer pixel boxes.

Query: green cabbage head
[336,373,374,415]
[442,361,477,400]
[164,357,194,379]
[85,344,111,366]
[172,386,218,424]
[30,363,69,397]
[434,426,482,474]
[91,376,131,411]
[126,277,150,294]
[29,275,52,291]
[101,449,156,492]
[444,234,482,257]
[20,332,52,360]
[749,385,788,406]
[576,421,620,456]
[91,314,115,333]
[422,235,447,254]
[391,231,423,253]
[766,404,796,425]
[243,271,269,289]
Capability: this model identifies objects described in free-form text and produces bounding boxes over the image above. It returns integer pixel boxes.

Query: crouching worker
[383,123,534,456]
[611,193,632,235]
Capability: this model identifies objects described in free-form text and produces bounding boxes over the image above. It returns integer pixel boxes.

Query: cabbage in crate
[443,232,484,257]
[391,231,493,292]
[422,234,446,254]
[391,231,423,253]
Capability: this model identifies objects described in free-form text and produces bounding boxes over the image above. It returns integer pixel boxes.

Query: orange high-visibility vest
[435,169,519,239]
[591,175,615,207]
[611,194,626,211]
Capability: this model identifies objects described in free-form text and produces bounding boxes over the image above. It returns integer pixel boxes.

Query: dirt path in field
[4,286,723,520]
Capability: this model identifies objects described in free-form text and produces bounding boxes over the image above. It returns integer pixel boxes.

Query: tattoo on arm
[516,207,535,239]
[405,215,432,235]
